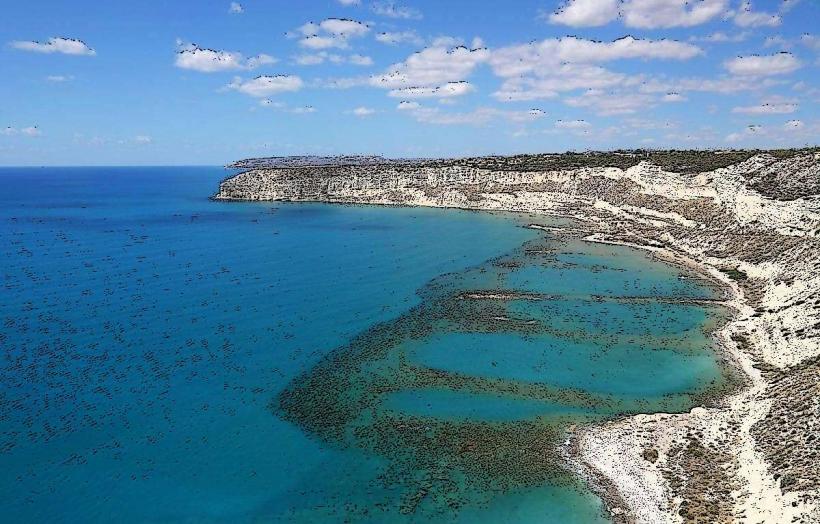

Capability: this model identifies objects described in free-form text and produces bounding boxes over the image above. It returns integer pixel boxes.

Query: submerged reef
[275,234,737,518]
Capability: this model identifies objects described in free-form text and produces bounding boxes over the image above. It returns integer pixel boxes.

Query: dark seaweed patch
[274,235,735,514]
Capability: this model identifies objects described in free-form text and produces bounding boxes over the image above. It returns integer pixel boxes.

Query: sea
[0,167,735,523]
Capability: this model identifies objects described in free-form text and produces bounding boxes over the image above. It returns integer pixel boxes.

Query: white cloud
[293,22,320,37]
[371,2,422,20]
[430,36,464,48]
[734,1,780,27]
[402,106,547,125]
[318,18,371,37]
[259,99,285,108]
[763,35,791,49]
[295,18,371,49]
[317,76,371,89]
[801,34,820,63]
[135,135,152,143]
[227,75,304,97]
[295,53,330,66]
[488,37,699,102]
[11,37,95,56]
[732,101,798,114]
[397,100,421,110]
[548,0,619,27]
[489,37,701,78]
[375,37,699,104]
[624,118,677,130]
[802,34,820,50]
[784,119,804,130]
[405,107,464,125]
[802,35,820,65]
[46,75,73,82]
[370,45,490,89]
[352,106,376,117]
[338,0,361,5]
[349,54,374,66]
[790,80,820,99]
[724,52,801,76]
[546,0,729,28]
[662,92,687,102]
[246,54,277,69]
[2,126,42,137]
[565,89,655,116]
[175,45,276,72]
[260,100,317,114]
[388,81,475,99]
[228,2,244,14]
[726,123,766,142]
[301,36,343,50]
[689,31,749,43]
[641,75,786,95]
[295,52,372,66]
[493,64,625,101]
[620,0,729,29]
[555,119,591,129]
[375,31,424,46]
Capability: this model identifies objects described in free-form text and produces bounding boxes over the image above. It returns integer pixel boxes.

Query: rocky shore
[215,149,820,523]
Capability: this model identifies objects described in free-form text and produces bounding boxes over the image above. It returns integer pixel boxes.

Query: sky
[1,0,818,165]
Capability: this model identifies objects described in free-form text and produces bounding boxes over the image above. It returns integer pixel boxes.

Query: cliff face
[215,152,820,524]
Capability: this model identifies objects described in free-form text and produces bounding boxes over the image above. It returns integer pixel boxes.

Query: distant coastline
[216,148,820,523]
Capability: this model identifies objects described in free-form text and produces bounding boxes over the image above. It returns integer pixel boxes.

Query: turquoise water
[0,167,732,522]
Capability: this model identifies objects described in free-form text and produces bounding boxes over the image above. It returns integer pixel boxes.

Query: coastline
[540,223,745,524]
[213,151,820,523]
[570,234,748,524]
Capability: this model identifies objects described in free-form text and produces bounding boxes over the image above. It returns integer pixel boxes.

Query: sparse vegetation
[720,267,748,282]
[228,148,819,176]
[429,148,818,174]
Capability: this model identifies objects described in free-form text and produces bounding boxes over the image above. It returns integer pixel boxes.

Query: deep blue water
[0,167,730,523]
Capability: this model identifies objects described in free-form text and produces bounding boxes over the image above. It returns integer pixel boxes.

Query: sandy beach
[215,150,820,523]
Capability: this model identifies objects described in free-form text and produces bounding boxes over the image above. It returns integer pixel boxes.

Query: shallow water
[0,167,732,522]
